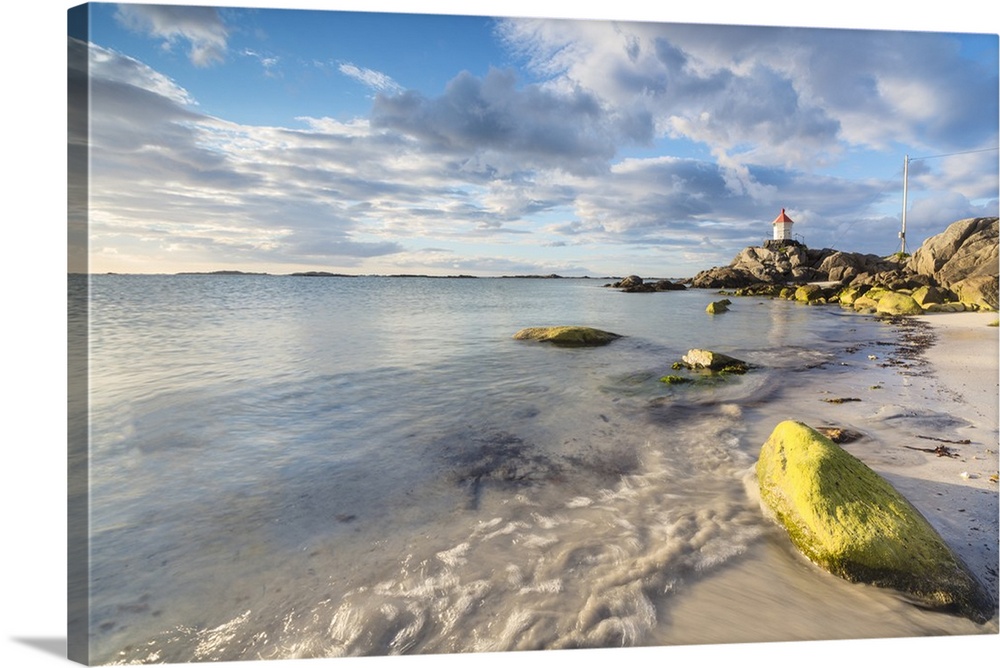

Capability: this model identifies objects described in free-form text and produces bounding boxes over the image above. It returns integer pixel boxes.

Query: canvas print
[67,2,999,665]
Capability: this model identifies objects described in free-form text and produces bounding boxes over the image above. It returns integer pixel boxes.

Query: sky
[67,1,999,277]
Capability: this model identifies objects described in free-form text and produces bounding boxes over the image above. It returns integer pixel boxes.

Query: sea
[71,273,993,665]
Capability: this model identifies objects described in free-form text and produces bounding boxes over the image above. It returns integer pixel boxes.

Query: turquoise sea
[71,274,990,664]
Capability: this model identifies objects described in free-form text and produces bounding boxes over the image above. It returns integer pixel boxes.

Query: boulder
[837,284,870,307]
[620,278,688,293]
[875,291,924,316]
[851,287,889,313]
[794,284,827,303]
[616,275,644,288]
[706,299,730,314]
[818,251,897,284]
[689,266,758,289]
[653,279,687,291]
[910,285,955,309]
[513,326,622,347]
[679,349,748,373]
[952,275,999,310]
[755,421,993,622]
[908,217,999,288]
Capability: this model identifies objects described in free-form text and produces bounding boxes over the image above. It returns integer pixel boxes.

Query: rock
[512,326,622,347]
[908,217,999,288]
[851,287,889,313]
[619,278,688,293]
[814,426,865,443]
[706,299,730,314]
[837,285,870,307]
[729,283,784,297]
[794,284,827,303]
[910,285,956,309]
[616,275,644,288]
[619,283,657,293]
[679,349,748,373]
[951,275,999,310]
[686,217,995,296]
[652,279,687,291]
[659,375,693,385]
[875,291,924,316]
[755,420,993,622]
[689,266,758,289]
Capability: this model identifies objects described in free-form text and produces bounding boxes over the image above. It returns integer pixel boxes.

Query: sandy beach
[914,312,999,606]
[867,311,999,609]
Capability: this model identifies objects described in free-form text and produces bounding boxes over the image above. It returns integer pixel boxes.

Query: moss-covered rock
[658,374,693,385]
[756,420,993,622]
[706,299,730,314]
[875,291,924,316]
[851,287,889,313]
[910,285,955,309]
[512,326,622,347]
[837,285,870,307]
[794,284,826,302]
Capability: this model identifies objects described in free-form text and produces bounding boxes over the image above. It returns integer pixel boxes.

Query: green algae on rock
[756,420,994,623]
[512,326,622,347]
[875,291,924,316]
[706,299,730,314]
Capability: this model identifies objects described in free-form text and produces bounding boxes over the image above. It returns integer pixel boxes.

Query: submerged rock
[755,420,993,622]
[658,374,693,385]
[513,326,622,347]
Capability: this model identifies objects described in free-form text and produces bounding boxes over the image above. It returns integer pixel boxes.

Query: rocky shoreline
[614,217,999,315]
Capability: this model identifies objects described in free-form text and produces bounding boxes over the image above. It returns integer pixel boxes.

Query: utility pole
[899,154,908,255]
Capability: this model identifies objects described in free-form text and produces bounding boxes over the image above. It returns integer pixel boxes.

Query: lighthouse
[772,208,794,241]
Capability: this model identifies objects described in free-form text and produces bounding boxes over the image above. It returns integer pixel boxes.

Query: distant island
[175,270,270,276]
[168,271,616,279]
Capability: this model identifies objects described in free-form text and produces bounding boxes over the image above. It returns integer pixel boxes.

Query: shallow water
[77,275,994,664]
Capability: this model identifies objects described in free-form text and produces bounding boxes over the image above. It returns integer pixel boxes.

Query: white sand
[894,311,999,604]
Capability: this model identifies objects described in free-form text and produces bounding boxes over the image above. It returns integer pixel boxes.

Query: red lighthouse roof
[772,208,794,224]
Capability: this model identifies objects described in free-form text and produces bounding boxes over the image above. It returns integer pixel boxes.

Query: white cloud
[338,63,403,93]
[497,19,998,170]
[114,4,229,67]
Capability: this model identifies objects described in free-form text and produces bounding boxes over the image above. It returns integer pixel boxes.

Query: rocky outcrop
[691,245,900,290]
[691,217,998,312]
[756,421,994,622]
[609,275,687,292]
[908,217,999,288]
[512,326,622,347]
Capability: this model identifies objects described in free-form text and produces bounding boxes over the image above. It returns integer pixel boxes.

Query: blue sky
[68,1,999,276]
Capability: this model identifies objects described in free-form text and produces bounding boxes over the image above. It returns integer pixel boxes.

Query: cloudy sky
[68,1,998,276]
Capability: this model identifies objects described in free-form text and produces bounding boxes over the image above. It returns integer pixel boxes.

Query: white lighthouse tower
[772,208,794,241]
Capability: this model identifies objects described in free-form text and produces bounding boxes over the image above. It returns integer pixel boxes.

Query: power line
[828,145,998,253]
[899,145,998,254]
[909,146,999,162]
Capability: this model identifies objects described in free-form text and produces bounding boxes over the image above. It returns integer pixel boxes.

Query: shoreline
[858,311,999,609]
